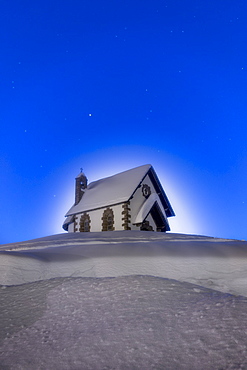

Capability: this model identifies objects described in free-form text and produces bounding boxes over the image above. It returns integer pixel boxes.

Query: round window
[142,184,151,198]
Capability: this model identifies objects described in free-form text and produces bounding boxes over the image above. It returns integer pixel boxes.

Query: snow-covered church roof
[66,164,174,217]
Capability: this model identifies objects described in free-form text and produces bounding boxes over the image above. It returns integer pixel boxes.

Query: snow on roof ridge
[89,164,152,184]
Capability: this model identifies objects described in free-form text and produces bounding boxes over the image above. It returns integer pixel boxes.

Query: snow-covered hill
[1,231,247,369]
[1,275,247,370]
[1,231,247,296]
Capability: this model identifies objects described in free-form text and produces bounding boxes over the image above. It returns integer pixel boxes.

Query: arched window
[84,218,89,232]
[102,208,114,231]
[107,214,113,229]
[79,213,91,232]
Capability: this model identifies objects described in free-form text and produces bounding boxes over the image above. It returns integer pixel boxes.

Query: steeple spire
[75,169,88,205]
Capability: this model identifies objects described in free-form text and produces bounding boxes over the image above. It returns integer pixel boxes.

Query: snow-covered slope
[1,231,247,369]
[1,275,247,370]
[1,231,247,296]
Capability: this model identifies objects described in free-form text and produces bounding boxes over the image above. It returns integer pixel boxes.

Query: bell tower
[75,168,88,205]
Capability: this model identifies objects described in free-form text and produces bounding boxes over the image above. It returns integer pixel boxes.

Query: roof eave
[147,166,175,217]
[65,199,130,217]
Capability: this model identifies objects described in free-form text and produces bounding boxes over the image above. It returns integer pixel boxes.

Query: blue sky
[1,0,247,243]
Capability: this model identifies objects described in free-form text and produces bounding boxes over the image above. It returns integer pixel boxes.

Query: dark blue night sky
[1,0,247,243]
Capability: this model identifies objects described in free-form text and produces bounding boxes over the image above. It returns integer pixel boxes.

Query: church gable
[128,171,171,232]
[63,165,175,233]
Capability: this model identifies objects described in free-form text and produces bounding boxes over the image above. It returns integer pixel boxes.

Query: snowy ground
[1,231,247,369]
[1,276,247,369]
[1,231,247,296]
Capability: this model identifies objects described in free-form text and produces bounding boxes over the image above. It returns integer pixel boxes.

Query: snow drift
[1,231,247,296]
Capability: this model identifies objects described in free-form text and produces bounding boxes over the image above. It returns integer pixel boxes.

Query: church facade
[63,164,175,233]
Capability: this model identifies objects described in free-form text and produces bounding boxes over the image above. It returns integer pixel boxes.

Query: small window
[107,215,113,230]
[102,208,114,231]
[79,213,91,232]
[84,219,89,232]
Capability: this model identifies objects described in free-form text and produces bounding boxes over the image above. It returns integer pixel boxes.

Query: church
[63,164,175,233]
